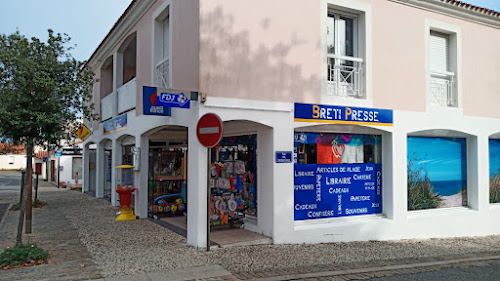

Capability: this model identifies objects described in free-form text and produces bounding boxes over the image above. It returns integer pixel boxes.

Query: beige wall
[199,0,499,117]
[199,0,322,103]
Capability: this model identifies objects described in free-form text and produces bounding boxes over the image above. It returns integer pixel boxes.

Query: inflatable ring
[228,199,237,212]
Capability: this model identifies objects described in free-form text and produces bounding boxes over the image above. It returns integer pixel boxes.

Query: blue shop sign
[143,86,172,116]
[275,151,292,163]
[294,103,393,126]
[103,114,127,135]
[156,91,190,109]
[294,163,382,220]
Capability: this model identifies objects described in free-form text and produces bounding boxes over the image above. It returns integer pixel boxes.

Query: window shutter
[162,16,170,59]
[429,31,449,73]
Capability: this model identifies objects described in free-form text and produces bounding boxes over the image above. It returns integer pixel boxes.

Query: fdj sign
[157,92,190,109]
[294,103,393,126]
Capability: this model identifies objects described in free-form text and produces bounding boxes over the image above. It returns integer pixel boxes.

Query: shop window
[72,157,83,179]
[489,139,500,204]
[209,135,257,227]
[148,146,187,217]
[294,132,382,220]
[407,137,467,210]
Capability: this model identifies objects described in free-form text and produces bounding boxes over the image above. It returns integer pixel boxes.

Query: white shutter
[162,16,170,59]
[429,31,449,73]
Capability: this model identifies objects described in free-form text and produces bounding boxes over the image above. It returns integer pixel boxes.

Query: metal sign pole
[206,147,211,251]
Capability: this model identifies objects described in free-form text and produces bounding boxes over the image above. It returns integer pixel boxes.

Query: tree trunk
[15,171,26,247]
[25,146,33,234]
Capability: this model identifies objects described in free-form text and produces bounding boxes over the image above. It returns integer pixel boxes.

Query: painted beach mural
[489,139,500,203]
[407,137,467,210]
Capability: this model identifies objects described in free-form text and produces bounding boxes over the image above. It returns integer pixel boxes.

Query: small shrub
[0,244,48,269]
[10,199,48,211]
[490,174,500,203]
[407,156,442,210]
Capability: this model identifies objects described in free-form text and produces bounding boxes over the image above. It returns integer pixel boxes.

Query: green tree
[0,30,98,246]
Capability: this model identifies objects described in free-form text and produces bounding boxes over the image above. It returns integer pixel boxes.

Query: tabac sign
[75,124,92,141]
[294,103,393,126]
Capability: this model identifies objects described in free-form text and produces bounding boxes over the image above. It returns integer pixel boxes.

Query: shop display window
[407,137,467,210]
[490,139,500,204]
[210,135,257,226]
[294,132,382,220]
[148,146,187,217]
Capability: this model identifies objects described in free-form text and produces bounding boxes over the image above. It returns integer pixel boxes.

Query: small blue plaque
[275,151,292,163]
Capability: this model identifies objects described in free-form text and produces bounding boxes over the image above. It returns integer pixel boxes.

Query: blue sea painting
[407,137,467,209]
[489,139,500,203]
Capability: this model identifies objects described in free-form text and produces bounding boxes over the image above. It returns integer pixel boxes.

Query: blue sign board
[294,163,382,220]
[103,114,127,135]
[275,151,292,163]
[156,91,190,109]
[42,157,48,162]
[55,152,62,157]
[143,86,172,116]
[294,103,393,126]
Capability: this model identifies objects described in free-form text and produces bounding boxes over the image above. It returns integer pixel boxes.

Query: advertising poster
[407,137,467,210]
[489,139,500,203]
[103,114,127,135]
[294,132,382,220]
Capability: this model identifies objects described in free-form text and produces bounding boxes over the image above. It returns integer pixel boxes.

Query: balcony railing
[327,54,363,98]
[430,71,456,107]
[117,78,137,113]
[155,58,169,89]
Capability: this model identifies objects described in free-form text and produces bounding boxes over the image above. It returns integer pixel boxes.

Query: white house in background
[82,0,500,248]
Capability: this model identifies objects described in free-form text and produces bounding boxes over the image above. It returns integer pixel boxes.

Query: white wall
[0,155,26,170]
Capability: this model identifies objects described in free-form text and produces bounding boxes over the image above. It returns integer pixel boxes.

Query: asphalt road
[0,170,22,197]
[370,260,500,281]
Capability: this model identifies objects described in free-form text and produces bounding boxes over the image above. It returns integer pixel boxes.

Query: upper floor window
[153,2,170,89]
[429,30,456,107]
[327,11,363,99]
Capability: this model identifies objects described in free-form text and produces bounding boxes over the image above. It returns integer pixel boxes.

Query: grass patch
[490,173,500,203]
[10,199,48,211]
[408,157,442,210]
[0,244,48,269]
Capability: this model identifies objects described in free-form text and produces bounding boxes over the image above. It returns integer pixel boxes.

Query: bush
[490,174,500,203]
[407,157,442,210]
[0,244,48,268]
[10,199,48,211]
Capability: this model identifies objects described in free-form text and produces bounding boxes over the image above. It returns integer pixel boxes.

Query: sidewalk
[2,180,500,281]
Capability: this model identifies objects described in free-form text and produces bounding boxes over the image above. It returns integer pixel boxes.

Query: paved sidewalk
[2,177,500,281]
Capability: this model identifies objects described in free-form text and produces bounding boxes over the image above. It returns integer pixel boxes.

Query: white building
[83,0,500,248]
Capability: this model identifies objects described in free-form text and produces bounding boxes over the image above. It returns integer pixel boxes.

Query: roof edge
[85,0,156,70]
[389,0,500,29]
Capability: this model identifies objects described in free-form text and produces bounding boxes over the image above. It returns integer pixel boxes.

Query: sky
[0,0,498,62]
[408,137,467,182]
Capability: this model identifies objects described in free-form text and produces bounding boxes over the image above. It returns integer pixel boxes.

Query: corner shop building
[82,0,500,248]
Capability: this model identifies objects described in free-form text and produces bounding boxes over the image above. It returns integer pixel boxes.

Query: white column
[271,113,294,243]
[82,144,90,193]
[111,139,121,207]
[471,134,489,212]
[112,52,123,117]
[187,119,207,247]
[134,134,149,219]
[387,129,407,222]
[95,142,105,198]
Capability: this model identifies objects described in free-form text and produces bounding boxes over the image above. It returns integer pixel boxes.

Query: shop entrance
[147,126,188,233]
[87,149,96,196]
[104,149,112,201]
[207,134,269,246]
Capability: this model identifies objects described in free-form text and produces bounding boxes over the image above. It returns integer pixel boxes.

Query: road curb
[247,255,500,281]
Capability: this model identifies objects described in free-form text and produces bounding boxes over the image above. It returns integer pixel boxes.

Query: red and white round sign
[196,113,223,148]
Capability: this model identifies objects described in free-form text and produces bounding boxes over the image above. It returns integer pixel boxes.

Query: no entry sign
[197,113,223,148]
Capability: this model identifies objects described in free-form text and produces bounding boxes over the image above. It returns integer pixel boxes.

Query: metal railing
[155,58,169,89]
[327,54,363,98]
[430,71,456,107]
